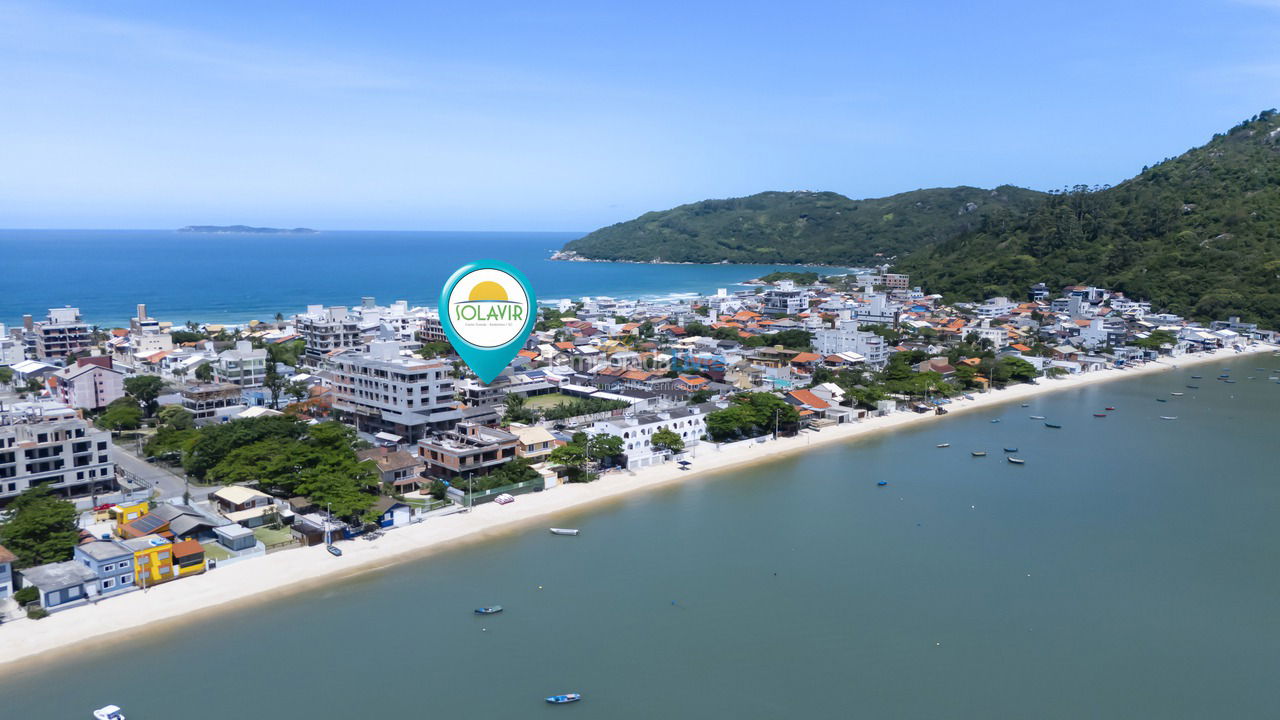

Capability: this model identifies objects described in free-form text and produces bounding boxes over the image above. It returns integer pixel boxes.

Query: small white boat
[1160,416,1178,420]
[936,443,950,448]
[1030,415,1046,420]
[549,528,580,536]
[1007,457,1026,465]
[93,707,126,720]
[1171,392,1184,397]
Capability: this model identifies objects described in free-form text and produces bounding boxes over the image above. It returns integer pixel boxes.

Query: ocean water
[2,354,1278,718]
[0,229,843,328]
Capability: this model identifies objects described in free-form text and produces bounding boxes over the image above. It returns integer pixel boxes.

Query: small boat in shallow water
[1190,375,1202,379]
[877,481,888,486]
[990,419,1001,423]
[475,606,503,615]
[550,528,580,536]
[971,451,987,457]
[1171,392,1184,397]
[1003,447,1018,453]
[1007,457,1026,465]
[1187,385,1199,389]
[546,694,582,704]
[1044,422,1062,429]
[1105,406,1116,411]
[936,443,950,448]
[1021,403,1029,407]
[93,707,125,720]
[1161,416,1178,420]
[1156,398,1167,402]
[1030,415,1046,420]
[1093,413,1107,417]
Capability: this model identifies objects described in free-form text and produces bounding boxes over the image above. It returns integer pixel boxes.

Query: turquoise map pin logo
[439,260,537,384]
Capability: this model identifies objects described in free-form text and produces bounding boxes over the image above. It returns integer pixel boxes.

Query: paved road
[112,442,215,503]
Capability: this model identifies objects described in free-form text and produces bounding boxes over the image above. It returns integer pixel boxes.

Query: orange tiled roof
[1011,343,1032,353]
[787,389,830,409]
[791,352,820,363]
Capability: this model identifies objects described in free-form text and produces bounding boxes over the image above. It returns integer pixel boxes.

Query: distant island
[179,225,318,234]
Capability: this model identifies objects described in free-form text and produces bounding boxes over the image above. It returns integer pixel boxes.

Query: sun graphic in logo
[468,281,509,303]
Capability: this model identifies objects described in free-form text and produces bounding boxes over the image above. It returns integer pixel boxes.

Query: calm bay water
[2,354,1278,718]
[0,229,841,328]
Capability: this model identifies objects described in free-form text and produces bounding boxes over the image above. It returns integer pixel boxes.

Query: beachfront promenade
[0,344,1273,670]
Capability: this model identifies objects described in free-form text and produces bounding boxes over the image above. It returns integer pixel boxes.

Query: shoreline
[1,343,1274,673]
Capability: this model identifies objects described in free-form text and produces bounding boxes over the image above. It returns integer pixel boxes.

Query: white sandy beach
[2,343,1275,670]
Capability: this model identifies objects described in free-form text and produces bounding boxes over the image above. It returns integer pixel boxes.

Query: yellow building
[110,501,150,535]
[121,534,175,587]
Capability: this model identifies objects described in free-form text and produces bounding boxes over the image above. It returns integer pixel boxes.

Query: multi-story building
[761,281,809,316]
[214,341,268,387]
[0,407,116,506]
[974,297,1017,319]
[853,292,897,326]
[297,305,366,363]
[417,422,518,480]
[814,319,890,368]
[50,356,125,411]
[33,307,92,360]
[330,341,462,443]
[0,324,25,366]
[180,382,245,425]
[585,405,709,469]
[73,540,137,599]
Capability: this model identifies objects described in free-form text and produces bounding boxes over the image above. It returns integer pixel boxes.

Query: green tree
[194,362,213,382]
[97,396,142,430]
[264,364,288,408]
[170,330,205,344]
[0,485,80,568]
[502,394,536,424]
[586,434,625,466]
[0,366,13,385]
[548,442,591,482]
[689,389,714,404]
[651,428,685,454]
[415,341,454,359]
[157,405,195,430]
[124,375,166,416]
[286,380,311,405]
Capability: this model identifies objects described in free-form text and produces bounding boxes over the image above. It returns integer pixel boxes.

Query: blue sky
[3,0,1280,231]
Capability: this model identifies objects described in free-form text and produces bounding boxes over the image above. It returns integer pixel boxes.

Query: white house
[585,405,710,469]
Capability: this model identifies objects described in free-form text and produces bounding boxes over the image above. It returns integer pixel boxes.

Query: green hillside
[898,110,1280,327]
[562,186,1046,265]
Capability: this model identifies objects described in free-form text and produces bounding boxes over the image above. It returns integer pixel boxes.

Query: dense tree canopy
[0,485,80,568]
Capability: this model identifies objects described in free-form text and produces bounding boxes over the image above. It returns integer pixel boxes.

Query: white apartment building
[0,405,116,505]
[585,404,710,469]
[762,281,809,316]
[33,307,93,360]
[853,291,897,325]
[297,305,366,363]
[0,324,25,366]
[814,319,890,367]
[214,341,268,387]
[330,341,462,443]
[974,297,1017,319]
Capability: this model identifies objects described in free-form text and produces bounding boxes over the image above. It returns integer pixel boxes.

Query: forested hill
[897,110,1280,327]
[560,186,1046,264]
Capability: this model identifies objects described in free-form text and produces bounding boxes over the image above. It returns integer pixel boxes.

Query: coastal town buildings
[74,540,137,599]
[31,307,93,361]
[417,422,519,480]
[330,341,466,443]
[585,405,709,469]
[49,356,125,410]
[214,341,268,387]
[180,382,246,425]
[0,407,116,506]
